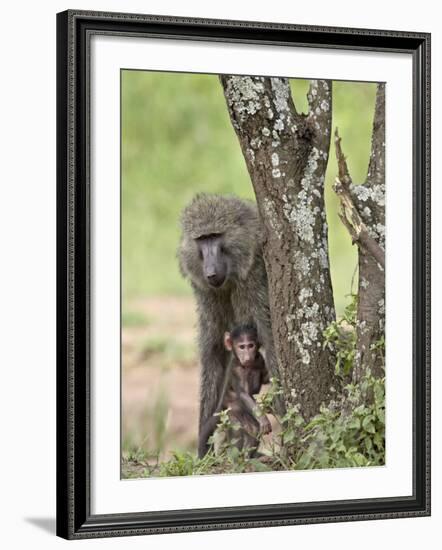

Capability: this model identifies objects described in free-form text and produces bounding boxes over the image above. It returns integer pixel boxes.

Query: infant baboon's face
[233,334,258,367]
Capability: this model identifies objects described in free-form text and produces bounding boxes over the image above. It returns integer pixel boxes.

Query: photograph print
[121,70,385,479]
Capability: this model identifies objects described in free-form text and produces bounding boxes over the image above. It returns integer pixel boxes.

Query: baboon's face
[195,234,229,288]
[233,334,258,368]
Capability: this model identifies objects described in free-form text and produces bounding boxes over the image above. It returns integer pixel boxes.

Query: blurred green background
[121,71,376,316]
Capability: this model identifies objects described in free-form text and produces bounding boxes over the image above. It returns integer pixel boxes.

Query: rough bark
[220,75,336,419]
[334,83,385,382]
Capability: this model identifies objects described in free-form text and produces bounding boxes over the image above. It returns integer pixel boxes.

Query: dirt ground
[122,296,200,463]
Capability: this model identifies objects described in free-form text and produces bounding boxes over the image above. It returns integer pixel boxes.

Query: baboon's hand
[259,416,272,435]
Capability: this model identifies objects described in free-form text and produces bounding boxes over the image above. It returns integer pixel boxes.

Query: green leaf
[362,415,375,431]
[364,422,376,434]
[373,432,384,450]
[249,459,272,472]
[377,408,385,425]
[347,417,361,430]
[227,446,240,461]
[294,415,305,427]
[283,429,296,444]
[364,436,373,453]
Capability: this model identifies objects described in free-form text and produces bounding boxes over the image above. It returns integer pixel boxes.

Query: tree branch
[333,83,385,384]
[333,130,385,269]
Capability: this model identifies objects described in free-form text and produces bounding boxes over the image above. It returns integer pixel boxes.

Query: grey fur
[177,193,280,457]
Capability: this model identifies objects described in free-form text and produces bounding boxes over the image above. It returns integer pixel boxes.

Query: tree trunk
[334,83,385,382]
[220,75,336,419]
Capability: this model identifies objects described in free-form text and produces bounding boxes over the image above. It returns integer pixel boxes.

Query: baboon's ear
[224,332,233,351]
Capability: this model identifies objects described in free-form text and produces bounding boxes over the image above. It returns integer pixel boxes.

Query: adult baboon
[177,193,280,458]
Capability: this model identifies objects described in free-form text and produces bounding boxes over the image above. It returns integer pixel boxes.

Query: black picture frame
[56,9,431,540]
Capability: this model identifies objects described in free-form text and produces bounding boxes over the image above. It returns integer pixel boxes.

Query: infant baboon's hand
[259,416,272,435]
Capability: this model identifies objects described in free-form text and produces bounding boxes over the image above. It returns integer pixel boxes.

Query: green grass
[122,72,377,316]
[123,365,385,478]
[122,385,169,456]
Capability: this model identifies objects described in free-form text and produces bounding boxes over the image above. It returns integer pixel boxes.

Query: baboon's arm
[238,392,258,416]
[198,341,226,456]
[195,290,231,458]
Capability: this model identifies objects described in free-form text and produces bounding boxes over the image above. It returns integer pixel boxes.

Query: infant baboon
[177,194,281,458]
[200,323,272,454]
